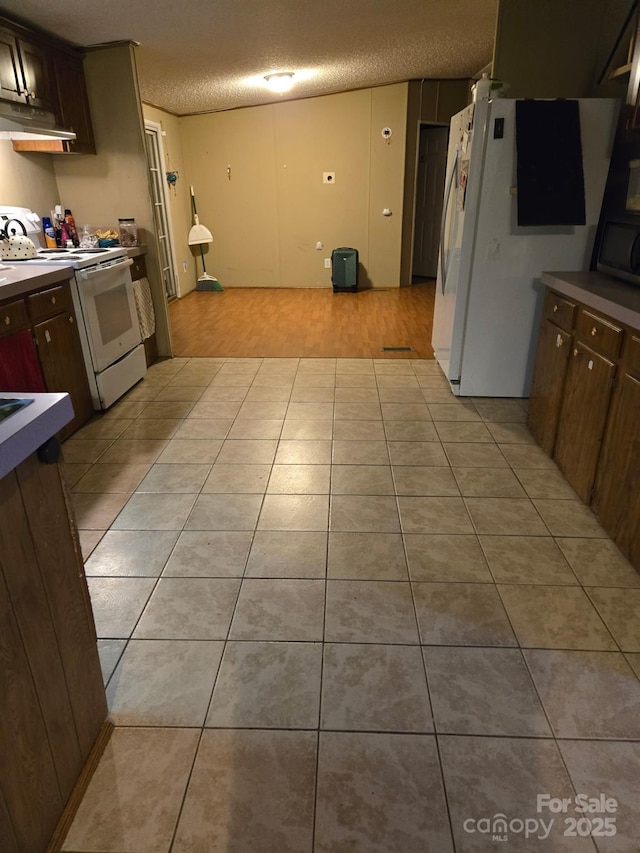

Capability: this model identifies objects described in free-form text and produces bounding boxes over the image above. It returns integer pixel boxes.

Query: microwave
[597,217,640,285]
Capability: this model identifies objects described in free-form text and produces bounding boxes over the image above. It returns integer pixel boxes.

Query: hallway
[59,355,640,851]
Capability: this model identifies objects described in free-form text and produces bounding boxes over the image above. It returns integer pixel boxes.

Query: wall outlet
[324,258,331,268]
[323,172,335,184]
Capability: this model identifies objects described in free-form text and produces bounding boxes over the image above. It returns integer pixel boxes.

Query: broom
[188,185,223,291]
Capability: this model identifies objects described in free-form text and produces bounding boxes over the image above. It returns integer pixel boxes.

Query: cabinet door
[554,343,616,503]
[593,372,640,569]
[51,50,96,154]
[527,319,572,455]
[0,28,23,103]
[16,36,56,112]
[33,312,93,439]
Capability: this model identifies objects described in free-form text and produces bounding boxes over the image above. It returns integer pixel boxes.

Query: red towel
[0,330,46,392]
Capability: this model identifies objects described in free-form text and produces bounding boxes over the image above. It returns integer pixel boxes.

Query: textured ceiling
[8,0,498,115]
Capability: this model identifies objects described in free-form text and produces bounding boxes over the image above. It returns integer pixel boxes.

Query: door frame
[144,119,180,299]
[410,120,449,282]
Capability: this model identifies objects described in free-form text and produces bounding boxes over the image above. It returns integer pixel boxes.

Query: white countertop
[0,264,74,302]
[0,392,73,480]
[541,271,640,330]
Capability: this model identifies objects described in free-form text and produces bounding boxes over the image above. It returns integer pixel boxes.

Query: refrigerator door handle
[439,148,459,295]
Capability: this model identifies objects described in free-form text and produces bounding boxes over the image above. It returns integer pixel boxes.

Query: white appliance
[0,214,147,409]
[432,97,618,397]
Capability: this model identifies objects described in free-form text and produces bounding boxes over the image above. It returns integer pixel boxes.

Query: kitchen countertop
[542,271,640,329]
[0,392,73,480]
[126,245,147,258]
[0,263,74,302]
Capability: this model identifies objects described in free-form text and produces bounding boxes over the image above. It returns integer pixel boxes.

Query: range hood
[0,101,75,141]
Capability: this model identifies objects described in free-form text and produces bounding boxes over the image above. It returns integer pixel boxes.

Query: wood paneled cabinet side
[0,452,107,852]
[593,336,640,566]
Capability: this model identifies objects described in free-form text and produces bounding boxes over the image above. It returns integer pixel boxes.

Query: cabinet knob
[68,315,74,324]
[591,326,597,336]
[573,348,579,357]
[51,295,56,304]
[3,316,10,326]
[553,304,559,312]
[30,90,36,99]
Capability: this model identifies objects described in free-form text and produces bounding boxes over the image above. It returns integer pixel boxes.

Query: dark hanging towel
[515,99,586,226]
[0,330,46,392]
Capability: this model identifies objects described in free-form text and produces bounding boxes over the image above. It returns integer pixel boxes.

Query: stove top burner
[39,247,109,255]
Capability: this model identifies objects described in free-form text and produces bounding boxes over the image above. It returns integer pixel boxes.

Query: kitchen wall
[177,84,408,290]
[141,104,194,298]
[0,145,59,226]
[53,43,172,356]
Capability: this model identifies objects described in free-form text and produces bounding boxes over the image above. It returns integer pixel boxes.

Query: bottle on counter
[64,209,79,247]
[60,221,70,246]
[42,216,57,248]
[118,217,138,247]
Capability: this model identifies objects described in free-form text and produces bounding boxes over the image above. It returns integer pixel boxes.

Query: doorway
[144,120,179,300]
[412,124,449,280]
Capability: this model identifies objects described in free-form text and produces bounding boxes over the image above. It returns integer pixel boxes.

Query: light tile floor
[61,357,640,852]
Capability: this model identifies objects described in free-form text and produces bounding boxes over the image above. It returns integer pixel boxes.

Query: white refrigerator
[431,97,618,397]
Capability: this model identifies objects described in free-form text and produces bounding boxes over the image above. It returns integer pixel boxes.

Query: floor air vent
[381,346,413,352]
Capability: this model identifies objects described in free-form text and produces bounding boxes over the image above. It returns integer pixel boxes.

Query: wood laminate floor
[168,283,435,358]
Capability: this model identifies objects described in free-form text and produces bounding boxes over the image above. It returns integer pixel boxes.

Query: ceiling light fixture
[264,72,295,93]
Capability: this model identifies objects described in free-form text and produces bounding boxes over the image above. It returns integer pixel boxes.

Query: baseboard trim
[46,720,114,853]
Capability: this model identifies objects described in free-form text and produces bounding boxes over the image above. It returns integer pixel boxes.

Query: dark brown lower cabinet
[553,343,616,504]
[33,312,93,439]
[529,285,640,574]
[593,371,640,567]
[527,319,572,455]
[0,281,93,441]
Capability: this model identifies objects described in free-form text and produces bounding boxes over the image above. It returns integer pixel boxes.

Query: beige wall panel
[400,81,424,286]
[368,84,408,287]
[143,105,194,297]
[0,147,59,228]
[179,108,280,288]
[274,90,371,288]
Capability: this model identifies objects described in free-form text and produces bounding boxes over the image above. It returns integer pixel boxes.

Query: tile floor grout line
[67,357,640,851]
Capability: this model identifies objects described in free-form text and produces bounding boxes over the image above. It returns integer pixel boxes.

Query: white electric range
[11,244,146,409]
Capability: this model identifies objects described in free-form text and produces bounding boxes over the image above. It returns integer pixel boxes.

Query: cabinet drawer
[544,291,576,332]
[130,255,147,281]
[27,284,73,323]
[575,308,623,359]
[626,334,640,377]
[0,298,28,337]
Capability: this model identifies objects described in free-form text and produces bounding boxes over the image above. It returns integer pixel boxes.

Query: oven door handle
[78,257,134,279]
